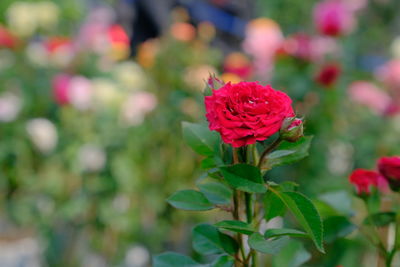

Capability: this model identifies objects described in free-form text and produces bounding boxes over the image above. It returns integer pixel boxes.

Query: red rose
[205,81,294,147]
[378,156,400,191]
[349,169,382,195]
[315,63,341,87]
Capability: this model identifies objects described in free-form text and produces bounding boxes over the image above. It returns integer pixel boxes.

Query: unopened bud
[204,74,225,96]
[280,117,303,142]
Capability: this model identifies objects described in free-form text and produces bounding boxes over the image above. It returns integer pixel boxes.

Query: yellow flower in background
[35,1,60,31]
[112,62,147,91]
[92,78,124,107]
[184,64,217,91]
[391,36,400,59]
[6,2,37,37]
[220,72,242,84]
[6,1,60,37]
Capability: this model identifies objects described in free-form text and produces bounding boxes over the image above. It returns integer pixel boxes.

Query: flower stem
[257,137,282,169]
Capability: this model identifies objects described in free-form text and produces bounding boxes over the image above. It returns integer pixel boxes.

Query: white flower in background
[120,92,157,126]
[328,141,354,175]
[124,245,150,267]
[113,62,147,91]
[6,2,37,37]
[92,78,123,107]
[69,76,93,111]
[78,144,106,172]
[25,42,48,67]
[26,118,58,154]
[34,1,59,31]
[112,194,130,213]
[391,36,400,59]
[0,92,22,122]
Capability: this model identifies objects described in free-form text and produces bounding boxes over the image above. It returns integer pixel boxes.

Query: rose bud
[204,74,225,96]
[378,156,400,191]
[349,169,383,195]
[280,117,303,142]
[205,81,294,147]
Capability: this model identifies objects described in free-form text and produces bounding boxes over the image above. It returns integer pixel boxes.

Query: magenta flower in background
[52,73,72,105]
[313,0,356,37]
[349,169,387,195]
[375,60,400,90]
[315,63,341,87]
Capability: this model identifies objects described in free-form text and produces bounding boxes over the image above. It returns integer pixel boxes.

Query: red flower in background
[313,0,355,37]
[108,24,130,47]
[44,37,72,54]
[378,156,400,191]
[349,169,385,195]
[315,63,341,87]
[205,81,294,147]
[0,25,18,49]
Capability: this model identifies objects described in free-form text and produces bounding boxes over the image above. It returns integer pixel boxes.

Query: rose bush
[205,81,294,147]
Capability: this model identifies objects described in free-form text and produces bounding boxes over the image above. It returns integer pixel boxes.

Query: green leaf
[220,164,266,193]
[192,224,238,255]
[272,240,311,267]
[210,255,234,267]
[364,212,396,227]
[248,233,289,254]
[318,190,353,216]
[182,122,220,156]
[264,228,308,239]
[264,191,286,221]
[167,190,214,211]
[215,220,255,235]
[271,190,324,253]
[153,252,204,267]
[198,182,232,205]
[324,216,356,243]
[265,136,313,168]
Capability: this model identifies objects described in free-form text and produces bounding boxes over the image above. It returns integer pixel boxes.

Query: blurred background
[1,0,400,266]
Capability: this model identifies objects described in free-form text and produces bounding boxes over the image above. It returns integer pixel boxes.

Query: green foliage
[265,136,313,169]
[167,190,214,211]
[182,122,220,156]
[270,189,325,253]
[364,212,397,227]
[264,191,286,221]
[264,228,308,239]
[192,224,238,256]
[198,182,233,205]
[219,164,266,193]
[324,216,356,243]
[248,233,289,254]
[215,220,255,235]
[153,252,203,267]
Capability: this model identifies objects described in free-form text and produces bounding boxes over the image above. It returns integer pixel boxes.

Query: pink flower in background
[279,33,314,61]
[121,92,157,126]
[375,60,400,90]
[313,0,356,37]
[315,63,341,87]
[44,36,72,54]
[52,74,72,105]
[278,34,339,63]
[242,18,283,77]
[69,76,93,111]
[348,81,392,115]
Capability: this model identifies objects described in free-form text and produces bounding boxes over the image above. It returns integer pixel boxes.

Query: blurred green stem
[257,138,282,169]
